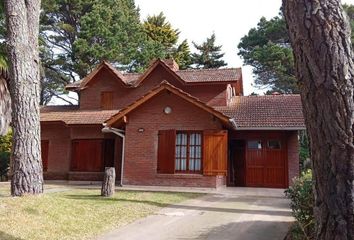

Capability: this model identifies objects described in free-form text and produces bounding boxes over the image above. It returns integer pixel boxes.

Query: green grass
[0,184,202,240]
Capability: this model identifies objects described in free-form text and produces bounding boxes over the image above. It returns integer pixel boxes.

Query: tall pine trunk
[0,69,11,136]
[5,0,43,196]
[283,0,354,239]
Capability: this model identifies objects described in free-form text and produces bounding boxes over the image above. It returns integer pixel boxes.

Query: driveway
[97,187,294,240]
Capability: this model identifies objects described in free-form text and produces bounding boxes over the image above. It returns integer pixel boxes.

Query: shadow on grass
[0,231,24,240]
[64,194,292,216]
[64,194,167,207]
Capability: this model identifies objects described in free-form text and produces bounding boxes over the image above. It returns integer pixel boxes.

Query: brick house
[40,59,305,188]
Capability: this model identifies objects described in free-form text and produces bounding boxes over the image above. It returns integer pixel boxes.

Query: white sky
[135,0,354,95]
[51,0,354,104]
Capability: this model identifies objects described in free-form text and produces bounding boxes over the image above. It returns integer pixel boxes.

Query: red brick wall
[41,123,121,181]
[123,90,225,187]
[287,131,300,185]
[79,65,229,110]
[41,123,71,174]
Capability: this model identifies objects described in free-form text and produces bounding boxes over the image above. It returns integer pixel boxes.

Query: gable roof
[105,81,232,127]
[216,95,305,130]
[65,61,129,90]
[65,59,242,91]
[40,105,119,125]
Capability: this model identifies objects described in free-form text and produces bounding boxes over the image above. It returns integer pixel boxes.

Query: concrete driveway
[97,187,294,240]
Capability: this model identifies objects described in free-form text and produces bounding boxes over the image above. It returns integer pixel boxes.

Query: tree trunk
[5,0,43,196]
[283,1,354,239]
[101,167,115,197]
[0,69,11,136]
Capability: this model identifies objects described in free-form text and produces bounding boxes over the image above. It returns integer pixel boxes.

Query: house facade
[40,59,305,188]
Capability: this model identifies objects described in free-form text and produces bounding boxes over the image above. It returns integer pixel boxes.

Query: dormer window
[101,91,113,110]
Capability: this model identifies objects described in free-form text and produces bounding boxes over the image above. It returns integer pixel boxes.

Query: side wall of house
[124,90,226,188]
[79,65,228,110]
[41,123,120,181]
[287,131,300,185]
[41,123,71,180]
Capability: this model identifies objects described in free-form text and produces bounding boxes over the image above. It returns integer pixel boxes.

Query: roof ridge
[177,67,241,73]
[242,94,301,97]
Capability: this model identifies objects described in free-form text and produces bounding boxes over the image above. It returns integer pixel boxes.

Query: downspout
[102,125,125,186]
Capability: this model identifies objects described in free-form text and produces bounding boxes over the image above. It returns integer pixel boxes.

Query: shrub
[0,151,10,181]
[285,170,314,239]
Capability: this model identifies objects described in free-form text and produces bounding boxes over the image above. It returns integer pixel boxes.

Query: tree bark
[0,69,11,136]
[283,1,354,239]
[5,0,43,196]
[101,167,115,197]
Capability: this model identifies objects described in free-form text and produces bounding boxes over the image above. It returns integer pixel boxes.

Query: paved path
[97,187,294,240]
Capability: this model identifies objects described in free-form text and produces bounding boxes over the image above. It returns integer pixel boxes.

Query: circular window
[164,106,172,114]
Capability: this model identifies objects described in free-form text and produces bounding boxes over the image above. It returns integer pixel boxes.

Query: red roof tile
[177,68,241,83]
[65,59,241,90]
[40,105,119,125]
[216,95,305,130]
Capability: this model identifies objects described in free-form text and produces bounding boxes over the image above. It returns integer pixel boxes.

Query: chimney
[164,59,179,71]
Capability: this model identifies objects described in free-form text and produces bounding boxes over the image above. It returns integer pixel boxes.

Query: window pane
[248,140,262,149]
[175,159,180,170]
[175,146,180,158]
[195,159,201,171]
[181,159,186,170]
[190,133,195,145]
[190,146,195,159]
[189,159,195,171]
[182,134,187,145]
[196,146,201,158]
[181,146,187,157]
[268,140,281,149]
[196,133,201,145]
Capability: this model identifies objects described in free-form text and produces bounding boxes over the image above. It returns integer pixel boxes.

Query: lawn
[0,184,202,240]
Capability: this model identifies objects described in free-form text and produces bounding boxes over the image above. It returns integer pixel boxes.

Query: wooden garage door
[245,139,286,188]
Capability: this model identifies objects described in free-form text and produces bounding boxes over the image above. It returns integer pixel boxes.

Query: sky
[51,0,354,104]
[135,0,354,95]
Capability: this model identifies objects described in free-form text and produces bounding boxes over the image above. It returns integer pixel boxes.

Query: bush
[285,170,314,239]
[0,130,12,181]
[0,151,10,181]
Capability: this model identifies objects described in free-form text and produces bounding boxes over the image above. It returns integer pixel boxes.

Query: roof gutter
[101,125,125,186]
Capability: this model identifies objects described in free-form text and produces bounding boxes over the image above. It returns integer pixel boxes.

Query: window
[268,140,281,149]
[175,131,202,173]
[101,91,113,110]
[247,140,262,149]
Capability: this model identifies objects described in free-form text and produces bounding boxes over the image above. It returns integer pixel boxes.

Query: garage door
[245,139,287,188]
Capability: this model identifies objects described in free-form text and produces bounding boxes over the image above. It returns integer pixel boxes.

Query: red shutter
[71,139,103,171]
[101,92,113,110]
[157,130,176,174]
[41,140,49,171]
[203,130,228,176]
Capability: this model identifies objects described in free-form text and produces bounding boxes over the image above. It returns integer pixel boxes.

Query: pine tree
[283,0,354,238]
[40,0,155,103]
[5,0,43,196]
[143,12,192,70]
[191,33,227,69]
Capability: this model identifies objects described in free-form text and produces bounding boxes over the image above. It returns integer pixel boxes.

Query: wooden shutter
[41,140,49,171]
[101,91,113,110]
[71,139,103,171]
[203,130,228,176]
[157,130,176,174]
